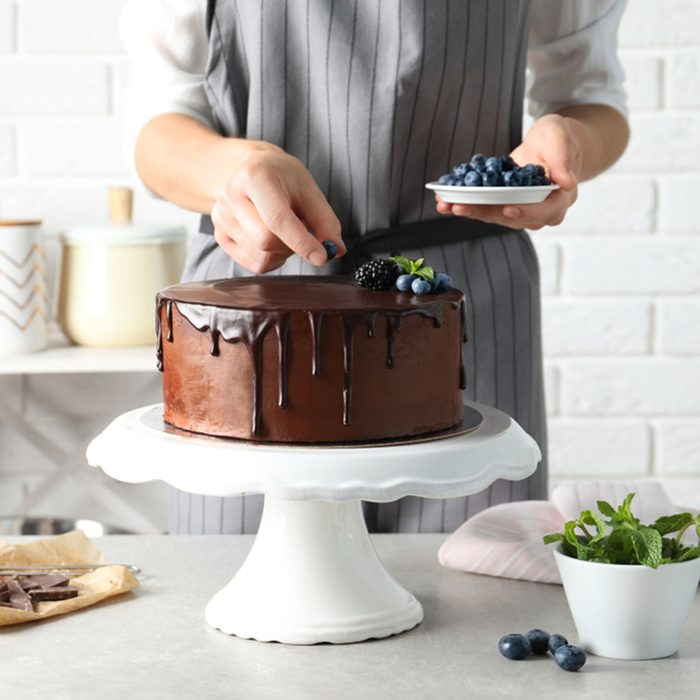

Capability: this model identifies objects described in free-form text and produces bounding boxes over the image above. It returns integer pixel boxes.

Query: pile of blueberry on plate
[499,629,587,672]
[426,153,559,206]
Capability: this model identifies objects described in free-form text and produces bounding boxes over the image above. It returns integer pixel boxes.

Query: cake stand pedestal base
[205,496,423,644]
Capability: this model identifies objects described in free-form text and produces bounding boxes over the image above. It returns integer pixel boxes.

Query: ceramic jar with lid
[57,188,186,347]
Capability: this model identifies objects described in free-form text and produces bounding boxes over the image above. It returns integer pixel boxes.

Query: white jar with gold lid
[58,188,186,347]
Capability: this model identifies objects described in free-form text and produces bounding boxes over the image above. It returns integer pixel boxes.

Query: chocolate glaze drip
[275,315,290,408]
[165,300,173,341]
[156,277,468,433]
[459,297,467,390]
[307,311,324,377]
[385,315,402,369]
[210,329,221,357]
[367,313,377,339]
[342,315,357,425]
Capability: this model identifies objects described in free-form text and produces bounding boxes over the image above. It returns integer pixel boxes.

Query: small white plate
[426,181,559,205]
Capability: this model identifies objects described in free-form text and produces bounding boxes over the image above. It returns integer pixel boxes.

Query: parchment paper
[0,530,139,627]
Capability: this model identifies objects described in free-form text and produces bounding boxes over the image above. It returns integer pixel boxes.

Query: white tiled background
[0,0,699,532]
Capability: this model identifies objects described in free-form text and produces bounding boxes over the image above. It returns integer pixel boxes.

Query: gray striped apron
[170,0,547,534]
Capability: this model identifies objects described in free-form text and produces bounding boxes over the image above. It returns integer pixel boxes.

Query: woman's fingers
[211,149,345,274]
[211,199,289,273]
[296,180,346,256]
[224,194,293,256]
[214,226,288,274]
[246,175,330,267]
[440,188,576,230]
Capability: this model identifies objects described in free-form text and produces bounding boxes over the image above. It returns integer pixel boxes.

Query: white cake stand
[86,402,540,645]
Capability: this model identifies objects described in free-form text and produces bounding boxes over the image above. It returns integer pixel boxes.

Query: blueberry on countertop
[322,240,338,260]
[554,645,587,672]
[411,278,432,295]
[396,274,416,292]
[526,629,551,655]
[548,633,568,654]
[498,634,533,660]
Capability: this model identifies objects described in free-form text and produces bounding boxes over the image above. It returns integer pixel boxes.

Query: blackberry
[355,259,399,291]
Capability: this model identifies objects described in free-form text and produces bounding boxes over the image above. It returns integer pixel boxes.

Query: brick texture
[21,119,129,177]
[0,61,110,116]
[548,419,651,476]
[20,0,125,54]
[0,1,15,53]
[0,124,14,177]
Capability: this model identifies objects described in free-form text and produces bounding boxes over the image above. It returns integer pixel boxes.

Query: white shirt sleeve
[527,0,628,119]
[119,0,212,190]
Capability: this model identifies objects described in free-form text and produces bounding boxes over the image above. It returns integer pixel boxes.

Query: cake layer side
[159,292,466,443]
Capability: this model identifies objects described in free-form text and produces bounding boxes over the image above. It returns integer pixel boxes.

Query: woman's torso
[202,0,531,244]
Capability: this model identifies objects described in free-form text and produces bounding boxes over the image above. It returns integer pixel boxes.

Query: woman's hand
[211,142,345,273]
[435,114,582,230]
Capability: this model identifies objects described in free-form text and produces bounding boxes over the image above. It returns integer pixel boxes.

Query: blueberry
[434,272,452,292]
[452,162,471,179]
[526,629,550,655]
[518,168,533,187]
[485,156,502,173]
[500,155,516,172]
[540,175,551,186]
[321,240,338,260]
[438,174,454,185]
[548,633,568,654]
[503,170,521,187]
[534,164,546,177]
[470,153,486,169]
[498,634,533,660]
[411,278,432,295]
[396,274,416,292]
[482,169,501,187]
[464,171,482,187]
[554,645,587,672]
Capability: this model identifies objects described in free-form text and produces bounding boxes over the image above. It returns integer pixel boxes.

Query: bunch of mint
[544,493,700,569]
[389,256,435,284]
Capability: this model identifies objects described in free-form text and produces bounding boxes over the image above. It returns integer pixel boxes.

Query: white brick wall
[0,1,699,530]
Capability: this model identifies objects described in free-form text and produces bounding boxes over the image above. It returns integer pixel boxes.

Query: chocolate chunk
[0,575,78,610]
[6,579,33,611]
[28,586,78,602]
[18,574,70,590]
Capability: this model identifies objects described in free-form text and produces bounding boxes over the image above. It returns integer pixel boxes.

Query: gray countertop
[3,535,699,699]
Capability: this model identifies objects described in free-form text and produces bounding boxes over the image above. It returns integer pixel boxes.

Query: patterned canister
[0,220,48,356]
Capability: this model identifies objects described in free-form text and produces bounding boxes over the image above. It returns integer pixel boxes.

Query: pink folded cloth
[438,481,696,584]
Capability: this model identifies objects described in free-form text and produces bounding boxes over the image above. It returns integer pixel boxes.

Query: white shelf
[0,324,156,375]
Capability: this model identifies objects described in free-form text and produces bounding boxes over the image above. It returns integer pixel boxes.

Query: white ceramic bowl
[425,182,559,205]
[554,547,700,660]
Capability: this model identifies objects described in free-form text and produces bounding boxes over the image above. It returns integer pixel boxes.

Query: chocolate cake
[156,276,467,443]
